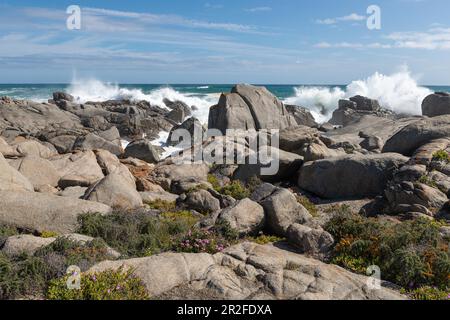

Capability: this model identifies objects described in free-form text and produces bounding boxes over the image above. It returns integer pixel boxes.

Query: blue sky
[0,0,449,84]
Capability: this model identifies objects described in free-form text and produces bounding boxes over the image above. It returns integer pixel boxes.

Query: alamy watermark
[367,5,381,30]
[169,128,280,176]
[66,5,81,30]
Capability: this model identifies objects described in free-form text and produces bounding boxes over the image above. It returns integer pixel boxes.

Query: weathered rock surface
[208,93,256,134]
[233,147,303,183]
[383,115,450,155]
[51,151,104,188]
[299,153,409,199]
[124,139,161,164]
[9,156,61,190]
[185,189,221,214]
[208,84,296,133]
[88,242,405,300]
[166,117,205,148]
[1,234,56,256]
[285,105,317,127]
[218,199,265,235]
[84,172,143,210]
[0,153,34,192]
[422,92,450,117]
[287,224,334,257]
[260,187,312,236]
[0,191,111,233]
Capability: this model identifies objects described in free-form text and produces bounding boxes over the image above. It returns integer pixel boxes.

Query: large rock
[185,189,221,214]
[0,153,34,192]
[287,224,334,257]
[349,95,381,111]
[88,242,405,300]
[279,126,322,154]
[12,139,57,159]
[53,91,74,102]
[8,156,61,190]
[233,147,303,183]
[208,93,256,134]
[218,199,265,235]
[208,84,296,133]
[0,100,82,137]
[260,187,312,236]
[150,159,209,191]
[422,92,450,117]
[84,172,143,210]
[383,115,450,155]
[73,133,123,156]
[0,137,19,157]
[298,153,409,199]
[285,105,317,127]
[1,234,55,256]
[51,151,104,188]
[385,182,448,216]
[166,117,205,148]
[124,139,160,164]
[0,191,111,233]
[2,233,119,258]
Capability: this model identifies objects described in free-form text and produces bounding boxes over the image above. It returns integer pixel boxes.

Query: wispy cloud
[316,13,366,25]
[386,27,450,50]
[244,7,272,13]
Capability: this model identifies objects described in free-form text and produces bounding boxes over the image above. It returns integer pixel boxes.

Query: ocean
[1,70,449,126]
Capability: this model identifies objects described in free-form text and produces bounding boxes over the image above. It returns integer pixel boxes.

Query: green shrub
[296,195,318,217]
[249,234,285,245]
[207,174,221,190]
[217,180,250,200]
[145,199,176,211]
[432,150,450,163]
[0,224,18,238]
[47,268,149,300]
[77,211,199,258]
[402,286,450,301]
[325,211,450,292]
[39,231,59,238]
[0,238,110,300]
[214,220,240,242]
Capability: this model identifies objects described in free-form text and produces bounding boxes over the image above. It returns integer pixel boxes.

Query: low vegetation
[77,211,199,257]
[0,237,110,300]
[145,199,176,212]
[432,150,450,163]
[296,195,318,217]
[47,267,149,300]
[248,234,285,245]
[325,209,450,294]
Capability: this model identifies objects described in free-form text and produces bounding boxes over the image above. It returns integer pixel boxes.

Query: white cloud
[316,13,366,25]
[244,7,272,12]
[386,27,450,50]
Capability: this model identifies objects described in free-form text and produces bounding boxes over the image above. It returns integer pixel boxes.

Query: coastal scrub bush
[432,150,450,163]
[145,199,176,212]
[217,180,250,200]
[296,195,318,217]
[402,286,450,301]
[47,268,149,300]
[325,211,450,292]
[77,211,199,258]
[0,238,110,299]
[172,229,229,254]
[249,234,285,245]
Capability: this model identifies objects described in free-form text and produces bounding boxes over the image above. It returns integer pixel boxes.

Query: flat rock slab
[0,191,112,234]
[88,242,405,300]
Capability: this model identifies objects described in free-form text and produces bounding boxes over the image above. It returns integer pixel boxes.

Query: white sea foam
[283,67,432,123]
[66,79,217,124]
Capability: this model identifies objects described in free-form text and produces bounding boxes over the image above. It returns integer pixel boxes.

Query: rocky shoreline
[0,86,449,300]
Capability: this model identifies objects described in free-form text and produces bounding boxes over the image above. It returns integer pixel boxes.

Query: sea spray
[283,68,432,122]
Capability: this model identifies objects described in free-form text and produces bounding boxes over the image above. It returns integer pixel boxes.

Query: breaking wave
[283,67,432,123]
